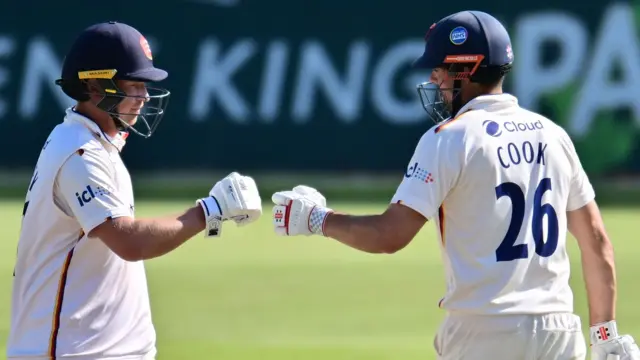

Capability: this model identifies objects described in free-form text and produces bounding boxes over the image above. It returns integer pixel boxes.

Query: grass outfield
[0,200,639,359]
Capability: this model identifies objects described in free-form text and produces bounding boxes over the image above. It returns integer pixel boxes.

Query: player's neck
[463,85,504,104]
[476,84,503,97]
[74,102,119,138]
[484,86,504,95]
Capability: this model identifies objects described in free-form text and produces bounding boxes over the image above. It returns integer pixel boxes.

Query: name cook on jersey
[404,118,547,184]
[484,119,547,170]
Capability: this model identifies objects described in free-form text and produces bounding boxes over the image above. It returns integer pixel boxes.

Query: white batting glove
[591,321,640,360]
[196,172,262,237]
[272,185,333,236]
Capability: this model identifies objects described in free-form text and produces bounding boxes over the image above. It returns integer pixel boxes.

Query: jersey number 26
[495,178,559,262]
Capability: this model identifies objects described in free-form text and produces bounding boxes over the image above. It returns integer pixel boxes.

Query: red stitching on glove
[284,200,293,236]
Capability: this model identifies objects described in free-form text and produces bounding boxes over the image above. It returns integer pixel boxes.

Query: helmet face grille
[83,78,171,138]
[98,84,171,139]
[416,82,452,124]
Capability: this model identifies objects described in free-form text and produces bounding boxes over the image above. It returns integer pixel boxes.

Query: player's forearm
[580,228,617,325]
[323,212,398,253]
[124,205,206,260]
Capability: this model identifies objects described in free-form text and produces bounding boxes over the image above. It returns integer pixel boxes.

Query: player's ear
[84,79,104,104]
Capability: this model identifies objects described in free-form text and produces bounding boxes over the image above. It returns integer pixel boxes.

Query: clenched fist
[272,185,333,236]
[197,172,262,237]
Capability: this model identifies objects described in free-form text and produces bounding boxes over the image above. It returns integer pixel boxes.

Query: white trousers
[434,312,587,360]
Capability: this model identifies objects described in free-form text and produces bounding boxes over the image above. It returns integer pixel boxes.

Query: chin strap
[112,115,126,131]
[451,79,463,117]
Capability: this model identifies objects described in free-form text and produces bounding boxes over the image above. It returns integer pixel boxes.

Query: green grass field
[0,200,639,359]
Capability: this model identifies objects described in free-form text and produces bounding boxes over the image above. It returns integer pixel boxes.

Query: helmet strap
[90,79,126,130]
[451,79,463,118]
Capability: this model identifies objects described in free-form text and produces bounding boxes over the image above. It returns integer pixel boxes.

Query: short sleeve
[564,135,595,211]
[55,148,132,234]
[391,128,463,220]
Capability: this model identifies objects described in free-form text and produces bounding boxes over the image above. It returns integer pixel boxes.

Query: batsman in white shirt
[7,22,262,359]
[271,10,640,360]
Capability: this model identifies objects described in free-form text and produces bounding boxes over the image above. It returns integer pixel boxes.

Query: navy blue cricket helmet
[55,21,170,138]
[413,10,514,123]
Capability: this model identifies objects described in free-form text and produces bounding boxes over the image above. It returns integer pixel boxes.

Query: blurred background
[1,1,639,359]
[0,0,638,200]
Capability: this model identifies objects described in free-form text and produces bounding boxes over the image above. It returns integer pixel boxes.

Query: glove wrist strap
[197,196,224,238]
[309,206,332,236]
[590,320,619,344]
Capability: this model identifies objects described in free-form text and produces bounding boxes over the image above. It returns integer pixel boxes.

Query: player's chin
[446,103,454,112]
[442,99,454,111]
[130,116,138,126]
[120,115,138,127]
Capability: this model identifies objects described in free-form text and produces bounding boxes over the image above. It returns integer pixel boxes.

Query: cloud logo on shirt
[483,120,502,137]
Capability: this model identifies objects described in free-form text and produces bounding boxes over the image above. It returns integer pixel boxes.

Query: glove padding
[272,185,332,236]
[197,172,262,237]
[591,321,640,360]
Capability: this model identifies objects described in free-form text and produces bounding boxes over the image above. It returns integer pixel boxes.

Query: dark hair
[446,62,511,87]
[471,64,512,86]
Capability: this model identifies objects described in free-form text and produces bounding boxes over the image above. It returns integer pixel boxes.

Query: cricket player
[7,21,262,359]
[271,10,640,360]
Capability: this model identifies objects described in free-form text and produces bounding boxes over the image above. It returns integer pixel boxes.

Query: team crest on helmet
[140,36,153,60]
[449,26,468,45]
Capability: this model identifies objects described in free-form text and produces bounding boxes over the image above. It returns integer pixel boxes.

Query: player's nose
[142,88,150,103]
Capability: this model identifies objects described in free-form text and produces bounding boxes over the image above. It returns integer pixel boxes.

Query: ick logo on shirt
[75,185,110,207]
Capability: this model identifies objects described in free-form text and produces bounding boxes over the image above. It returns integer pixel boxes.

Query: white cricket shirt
[392,94,595,315]
[7,108,156,359]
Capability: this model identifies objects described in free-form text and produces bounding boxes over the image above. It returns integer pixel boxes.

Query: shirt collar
[64,107,129,152]
[454,93,519,118]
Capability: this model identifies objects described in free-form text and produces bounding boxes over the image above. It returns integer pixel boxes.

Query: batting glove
[591,321,640,360]
[272,185,333,236]
[197,172,262,237]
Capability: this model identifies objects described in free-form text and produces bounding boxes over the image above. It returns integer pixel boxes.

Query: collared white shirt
[392,94,595,315]
[7,108,156,359]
